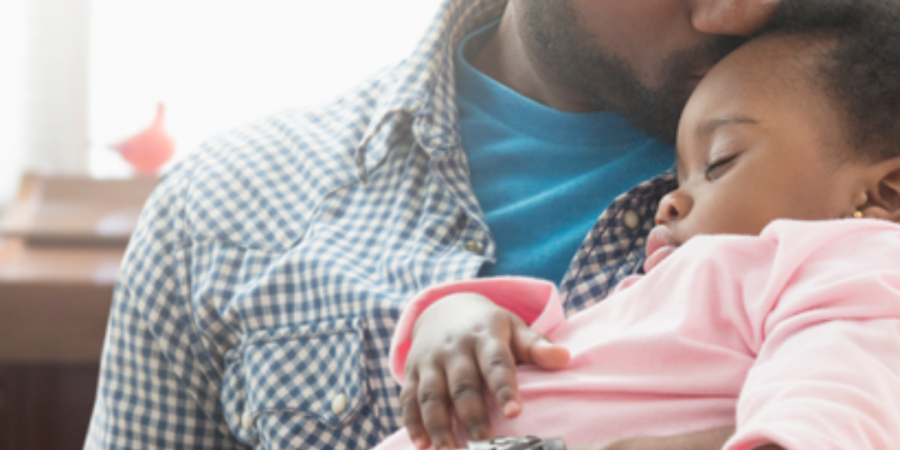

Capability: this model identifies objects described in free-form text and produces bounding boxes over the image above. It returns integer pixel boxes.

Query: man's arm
[85,167,240,450]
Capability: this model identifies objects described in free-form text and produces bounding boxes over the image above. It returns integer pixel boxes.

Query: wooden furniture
[2,173,157,247]
[0,173,156,450]
[0,364,100,450]
[0,238,123,363]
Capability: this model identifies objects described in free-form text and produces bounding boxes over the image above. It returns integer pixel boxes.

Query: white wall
[0,0,445,208]
[88,0,445,177]
[1,0,91,207]
[0,0,28,207]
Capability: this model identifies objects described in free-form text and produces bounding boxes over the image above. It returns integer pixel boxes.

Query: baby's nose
[655,190,693,225]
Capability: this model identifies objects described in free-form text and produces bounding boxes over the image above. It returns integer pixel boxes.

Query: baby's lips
[643,245,677,273]
[644,225,680,272]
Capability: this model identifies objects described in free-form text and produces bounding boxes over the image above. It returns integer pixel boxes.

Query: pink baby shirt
[377,219,900,450]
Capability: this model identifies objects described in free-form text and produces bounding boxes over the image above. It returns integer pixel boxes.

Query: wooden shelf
[1,173,158,246]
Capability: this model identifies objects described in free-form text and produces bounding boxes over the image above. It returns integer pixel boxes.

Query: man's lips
[685,68,711,91]
[644,225,681,273]
[690,66,712,79]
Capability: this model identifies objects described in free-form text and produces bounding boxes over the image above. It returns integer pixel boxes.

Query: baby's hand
[399,292,569,450]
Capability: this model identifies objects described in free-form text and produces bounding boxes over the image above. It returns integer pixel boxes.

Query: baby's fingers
[417,368,458,450]
[400,372,431,450]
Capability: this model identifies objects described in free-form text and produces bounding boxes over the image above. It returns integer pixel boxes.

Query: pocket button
[623,209,640,230]
[241,409,254,430]
[331,392,348,415]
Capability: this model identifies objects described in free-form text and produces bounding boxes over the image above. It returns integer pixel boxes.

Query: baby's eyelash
[704,154,739,181]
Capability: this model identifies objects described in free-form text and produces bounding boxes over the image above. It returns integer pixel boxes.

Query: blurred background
[1,0,443,207]
[0,0,441,448]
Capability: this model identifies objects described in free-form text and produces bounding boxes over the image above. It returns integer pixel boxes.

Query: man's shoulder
[151,71,405,250]
[193,71,396,175]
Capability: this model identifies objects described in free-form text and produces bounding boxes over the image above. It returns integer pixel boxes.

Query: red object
[111,103,175,175]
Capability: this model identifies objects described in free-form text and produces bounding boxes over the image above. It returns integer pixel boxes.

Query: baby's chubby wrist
[412,292,500,340]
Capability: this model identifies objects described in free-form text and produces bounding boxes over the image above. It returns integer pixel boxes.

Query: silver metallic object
[467,436,566,450]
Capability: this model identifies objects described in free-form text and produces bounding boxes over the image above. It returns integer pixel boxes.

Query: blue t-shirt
[457,23,674,285]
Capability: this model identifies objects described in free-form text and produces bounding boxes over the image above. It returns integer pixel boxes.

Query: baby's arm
[391,277,570,449]
[390,277,740,450]
[726,229,900,449]
[391,277,568,384]
[727,318,900,449]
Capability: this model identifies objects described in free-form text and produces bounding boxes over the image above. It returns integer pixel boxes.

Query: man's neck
[468,2,605,114]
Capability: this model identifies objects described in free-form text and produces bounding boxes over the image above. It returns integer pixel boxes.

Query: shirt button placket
[241,409,254,430]
[462,239,485,255]
[623,209,641,231]
[331,392,348,415]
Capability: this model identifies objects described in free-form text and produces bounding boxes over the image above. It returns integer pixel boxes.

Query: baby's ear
[864,156,900,221]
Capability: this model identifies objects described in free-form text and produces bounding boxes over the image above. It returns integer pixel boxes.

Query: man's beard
[522,0,745,144]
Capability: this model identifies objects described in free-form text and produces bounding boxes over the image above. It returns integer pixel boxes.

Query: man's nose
[655,191,693,225]
[692,0,780,36]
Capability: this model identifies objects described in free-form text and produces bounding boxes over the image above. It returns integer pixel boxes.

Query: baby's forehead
[717,33,835,91]
[685,3,900,166]
[690,32,839,121]
[676,31,847,161]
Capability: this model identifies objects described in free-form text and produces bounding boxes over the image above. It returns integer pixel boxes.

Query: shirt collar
[355,0,507,181]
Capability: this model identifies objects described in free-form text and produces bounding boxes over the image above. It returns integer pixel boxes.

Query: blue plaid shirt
[85,0,676,448]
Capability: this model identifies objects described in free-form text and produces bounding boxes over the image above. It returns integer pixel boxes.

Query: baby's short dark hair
[763,0,900,162]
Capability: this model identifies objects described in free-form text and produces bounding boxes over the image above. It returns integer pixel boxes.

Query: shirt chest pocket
[223,317,370,447]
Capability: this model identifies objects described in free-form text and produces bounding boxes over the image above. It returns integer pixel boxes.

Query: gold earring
[855,194,869,219]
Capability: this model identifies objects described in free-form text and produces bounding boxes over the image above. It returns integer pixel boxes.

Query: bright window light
[89,0,443,178]
[0,0,27,205]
